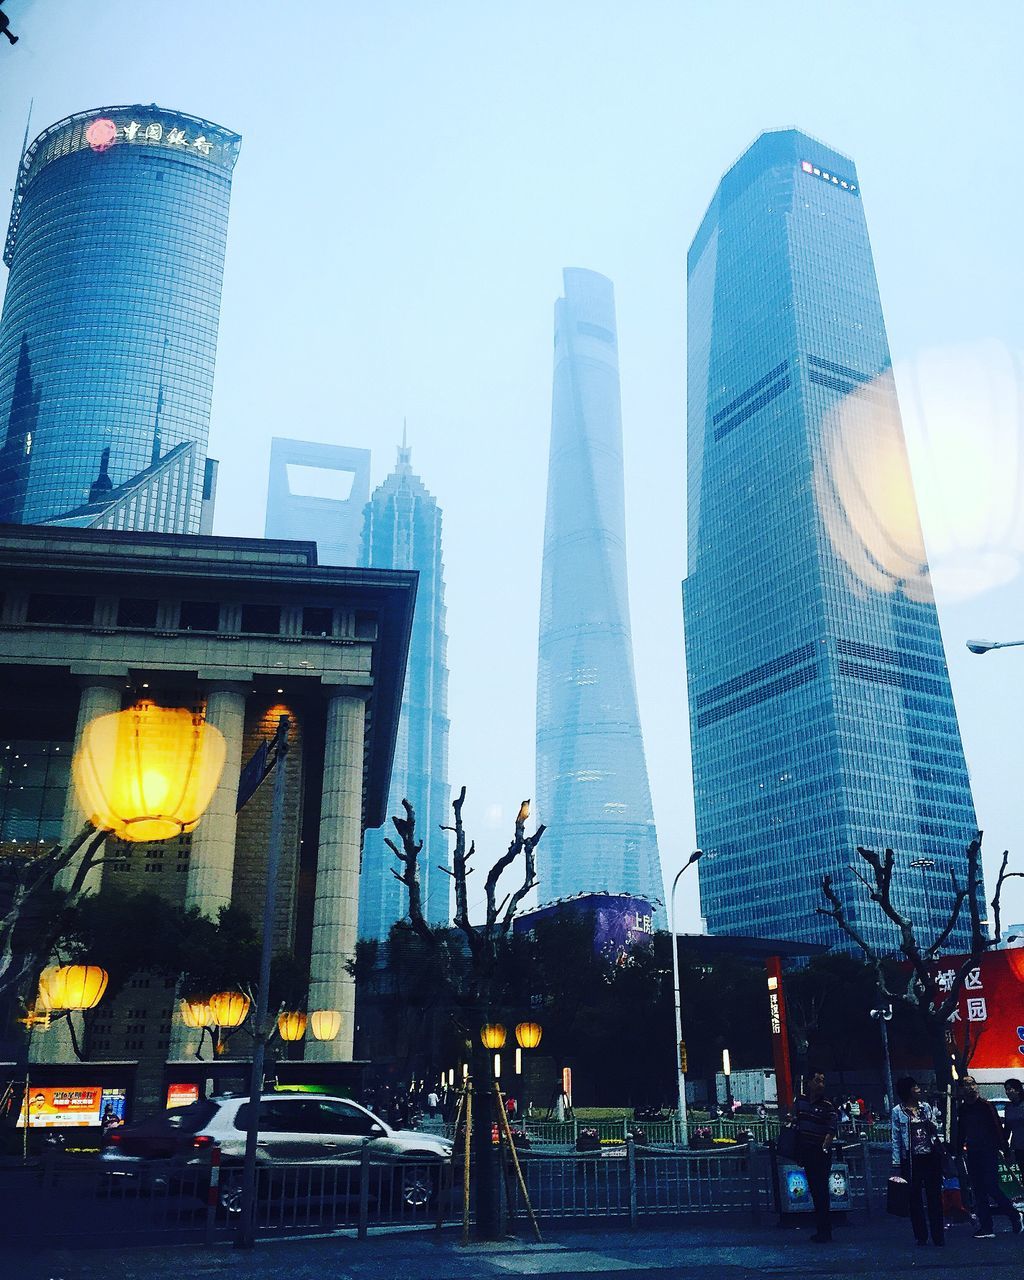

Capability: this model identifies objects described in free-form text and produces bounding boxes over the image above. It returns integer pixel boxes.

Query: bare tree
[817,833,1021,1087]
[0,823,112,1006]
[387,786,545,1239]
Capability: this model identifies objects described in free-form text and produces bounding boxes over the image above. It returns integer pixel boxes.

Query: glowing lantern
[309,1009,341,1041]
[179,999,213,1029]
[36,965,67,1011]
[480,1023,507,1050]
[1007,948,1024,984]
[72,703,226,843]
[208,991,250,1028]
[515,1021,543,1050]
[277,1011,307,1042]
[41,964,108,1011]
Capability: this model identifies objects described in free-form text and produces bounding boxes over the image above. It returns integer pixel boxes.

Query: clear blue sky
[2,0,1023,930]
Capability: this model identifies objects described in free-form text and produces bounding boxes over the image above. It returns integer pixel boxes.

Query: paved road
[11,1217,1024,1280]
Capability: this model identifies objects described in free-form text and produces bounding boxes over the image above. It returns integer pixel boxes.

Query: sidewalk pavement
[12,1216,1024,1280]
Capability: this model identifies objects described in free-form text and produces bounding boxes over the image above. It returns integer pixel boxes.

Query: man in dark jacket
[794,1069,838,1242]
[956,1076,1024,1238]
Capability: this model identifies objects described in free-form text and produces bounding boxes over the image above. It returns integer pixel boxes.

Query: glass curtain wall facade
[358,444,450,938]
[684,130,980,953]
[536,269,664,919]
[0,106,240,531]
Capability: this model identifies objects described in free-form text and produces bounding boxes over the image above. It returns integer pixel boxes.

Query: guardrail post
[626,1136,638,1228]
[859,1136,873,1217]
[573,1118,579,1146]
[747,1140,761,1224]
[205,1145,221,1243]
[357,1140,370,1240]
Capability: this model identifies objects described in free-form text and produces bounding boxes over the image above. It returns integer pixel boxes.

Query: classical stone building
[0,525,414,1110]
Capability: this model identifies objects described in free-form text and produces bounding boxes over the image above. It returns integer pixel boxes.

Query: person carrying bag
[890,1076,945,1246]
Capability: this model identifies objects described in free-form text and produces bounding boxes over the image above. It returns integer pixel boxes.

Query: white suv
[102,1092,452,1167]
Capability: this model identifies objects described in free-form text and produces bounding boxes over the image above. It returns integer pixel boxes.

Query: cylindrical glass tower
[0,105,241,530]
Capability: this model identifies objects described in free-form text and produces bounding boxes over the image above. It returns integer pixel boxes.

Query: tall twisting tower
[536,268,663,918]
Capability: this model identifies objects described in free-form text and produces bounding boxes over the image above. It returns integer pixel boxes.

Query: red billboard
[934,950,1024,1074]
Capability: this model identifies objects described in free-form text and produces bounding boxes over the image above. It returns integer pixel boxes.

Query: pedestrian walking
[426,1088,439,1118]
[793,1068,837,1243]
[956,1075,1024,1238]
[1003,1078,1024,1185]
[890,1076,945,1246]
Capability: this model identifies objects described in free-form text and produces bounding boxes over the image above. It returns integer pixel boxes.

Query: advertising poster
[18,1085,103,1128]
[935,950,1024,1072]
[166,1082,200,1110]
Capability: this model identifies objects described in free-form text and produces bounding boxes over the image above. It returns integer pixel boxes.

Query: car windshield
[150,1101,217,1132]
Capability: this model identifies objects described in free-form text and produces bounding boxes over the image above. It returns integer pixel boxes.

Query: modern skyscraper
[536,269,664,918]
[0,105,240,531]
[358,441,450,938]
[684,130,980,953]
[264,438,371,566]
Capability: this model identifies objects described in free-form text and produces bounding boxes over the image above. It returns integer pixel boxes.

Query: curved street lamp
[670,849,703,1146]
[966,638,1024,655]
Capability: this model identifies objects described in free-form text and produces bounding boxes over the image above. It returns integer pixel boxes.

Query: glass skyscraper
[358,443,450,938]
[536,268,663,918]
[684,130,980,953]
[0,105,240,531]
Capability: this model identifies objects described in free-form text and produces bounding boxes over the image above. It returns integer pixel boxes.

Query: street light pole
[670,849,703,1147]
[966,638,1024,655]
[870,1006,894,1113]
[237,715,290,1249]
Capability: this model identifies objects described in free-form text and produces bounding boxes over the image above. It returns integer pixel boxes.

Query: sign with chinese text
[18,1085,103,1128]
[931,950,1024,1070]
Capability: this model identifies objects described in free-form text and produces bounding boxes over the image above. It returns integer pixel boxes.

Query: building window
[179,600,220,632]
[116,598,159,629]
[302,606,333,637]
[240,604,281,635]
[25,593,96,626]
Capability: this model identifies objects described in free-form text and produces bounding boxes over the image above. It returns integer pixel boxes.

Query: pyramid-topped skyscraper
[358,439,451,937]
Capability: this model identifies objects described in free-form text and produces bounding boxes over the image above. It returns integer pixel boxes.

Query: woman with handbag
[891,1076,945,1246]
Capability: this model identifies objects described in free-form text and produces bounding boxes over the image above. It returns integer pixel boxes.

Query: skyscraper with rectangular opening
[536,268,663,918]
[0,105,240,531]
[684,130,980,952]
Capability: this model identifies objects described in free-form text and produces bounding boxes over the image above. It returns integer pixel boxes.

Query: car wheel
[400,1161,440,1210]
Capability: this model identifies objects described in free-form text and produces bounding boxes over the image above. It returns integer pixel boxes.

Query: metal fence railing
[448,1116,893,1149]
[1,1139,894,1247]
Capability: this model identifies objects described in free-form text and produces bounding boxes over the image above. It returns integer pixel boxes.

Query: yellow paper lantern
[515,1021,542,1050]
[480,1022,507,1050]
[36,965,66,1012]
[309,1009,341,1041]
[208,990,250,1028]
[179,998,213,1029]
[72,703,227,843]
[277,1011,307,1042]
[41,964,108,1011]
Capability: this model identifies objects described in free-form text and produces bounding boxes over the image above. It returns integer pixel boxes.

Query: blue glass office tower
[358,443,451,938]
[0,106,240,531]
[536,269,664,918]
[684,130,980,953]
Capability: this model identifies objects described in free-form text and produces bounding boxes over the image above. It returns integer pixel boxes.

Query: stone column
[36,679,123,1065]
[56,679,124,893]
[305,690,366,1062]
[170,682,246,1061]
[183,683,247,920]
